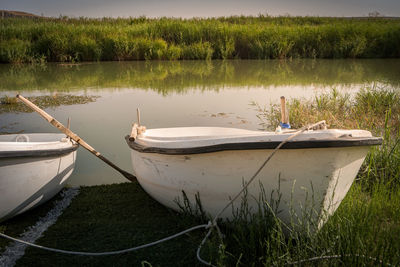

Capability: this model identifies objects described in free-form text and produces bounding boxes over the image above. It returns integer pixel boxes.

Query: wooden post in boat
[280,96,287,124]
[16,94,137,182]
[137,108,141,126]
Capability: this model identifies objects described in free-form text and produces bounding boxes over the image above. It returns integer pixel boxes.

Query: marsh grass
[200,87,400,266]
[254,87,400,134]
[254,86,400,188]
[1,16,400,63]
[197,183,398,266]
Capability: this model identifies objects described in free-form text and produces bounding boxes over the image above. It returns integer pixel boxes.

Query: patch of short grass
[12,182,206,267]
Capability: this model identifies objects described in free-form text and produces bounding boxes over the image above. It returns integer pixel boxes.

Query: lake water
[1,59,399,186]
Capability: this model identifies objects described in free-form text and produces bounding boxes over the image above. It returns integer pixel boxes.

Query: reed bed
[1,16,400,63]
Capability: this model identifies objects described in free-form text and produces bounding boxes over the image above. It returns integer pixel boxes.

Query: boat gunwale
[125,136,383,155]
[0,143,79,158]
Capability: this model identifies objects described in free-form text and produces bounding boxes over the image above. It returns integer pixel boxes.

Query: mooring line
[0,121,328,266]
[4,120,383,267]
[195,120,327,265]
[287,253,393,266]
[0,188,79,267]
[0,224,210,257]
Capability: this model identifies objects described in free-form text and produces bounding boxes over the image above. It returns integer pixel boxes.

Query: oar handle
[16,94,136,182]
[17,95,97,152]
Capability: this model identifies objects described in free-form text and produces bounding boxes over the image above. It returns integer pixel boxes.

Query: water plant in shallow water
[0,94,99,114]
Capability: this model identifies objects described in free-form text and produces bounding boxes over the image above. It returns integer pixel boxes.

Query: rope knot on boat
[205,220,217,229]
[129,123,146,141]
[308,120,328,130]
[129,108,146,141]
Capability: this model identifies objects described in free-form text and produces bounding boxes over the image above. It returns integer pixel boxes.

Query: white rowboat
[126,127,382,228]
[0,133,78,222]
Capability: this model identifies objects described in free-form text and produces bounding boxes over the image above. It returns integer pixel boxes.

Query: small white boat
[126,127,382,228]
[0,133,78,222]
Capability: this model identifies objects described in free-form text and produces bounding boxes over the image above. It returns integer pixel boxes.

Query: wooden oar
[16,94,136,182]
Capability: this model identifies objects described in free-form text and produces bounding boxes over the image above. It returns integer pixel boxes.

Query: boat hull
[131,146,369,227]
[0,134,77,222]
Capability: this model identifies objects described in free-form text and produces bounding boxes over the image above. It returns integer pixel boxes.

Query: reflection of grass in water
[1,60,400,93]
[0,94,99,114]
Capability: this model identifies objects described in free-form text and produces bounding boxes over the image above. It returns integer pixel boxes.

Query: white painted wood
[0,134,77,222]
[128,127,374,229]
[134,127,372,149]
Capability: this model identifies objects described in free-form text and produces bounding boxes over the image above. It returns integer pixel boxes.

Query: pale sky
[1,0,399,18]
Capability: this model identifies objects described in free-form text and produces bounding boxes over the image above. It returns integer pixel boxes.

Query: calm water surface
[1,59,399,185]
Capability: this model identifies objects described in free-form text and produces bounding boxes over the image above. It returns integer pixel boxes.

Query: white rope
[195,121,327,265]
[196,120,393,267]
[0,224,209,256]
[211,120,327,224]
[0,121,331,265]
[196,228,215,267]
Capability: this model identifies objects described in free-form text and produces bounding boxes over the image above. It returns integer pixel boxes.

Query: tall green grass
[1,16,400,62]
[202,87,400,266]
[256,87,400,187]
[205,183,400,266]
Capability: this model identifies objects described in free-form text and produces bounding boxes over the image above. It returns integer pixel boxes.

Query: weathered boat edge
[0,144,79,158]
[125,135,382,155]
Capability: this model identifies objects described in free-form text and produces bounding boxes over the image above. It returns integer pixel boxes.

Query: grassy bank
[0,183,207,266]
[215,87,400,266]
[1,16,400,63]
[1,88,399,266]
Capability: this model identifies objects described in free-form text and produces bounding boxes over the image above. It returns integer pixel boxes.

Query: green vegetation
[211,87,400,266]
[257,87,400,134]
[256,87,400,187]
[0,94,98,114]
[1,16,400,63]
[208,183,400,266]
